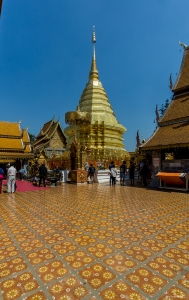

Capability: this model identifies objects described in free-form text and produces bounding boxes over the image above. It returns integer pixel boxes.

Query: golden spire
[89,26,99,80]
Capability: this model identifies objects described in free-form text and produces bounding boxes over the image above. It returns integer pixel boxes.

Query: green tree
[28,133,36,143]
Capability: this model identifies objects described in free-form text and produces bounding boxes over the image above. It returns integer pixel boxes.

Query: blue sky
[0,0,189,151]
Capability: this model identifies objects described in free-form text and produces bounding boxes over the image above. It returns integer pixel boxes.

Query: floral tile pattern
[0,183,189,299]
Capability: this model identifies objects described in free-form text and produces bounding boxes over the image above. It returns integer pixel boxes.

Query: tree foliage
[159,99,170,117]
[28,133,36,143]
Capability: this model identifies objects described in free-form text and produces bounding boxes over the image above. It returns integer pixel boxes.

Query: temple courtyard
[0,183,189,300]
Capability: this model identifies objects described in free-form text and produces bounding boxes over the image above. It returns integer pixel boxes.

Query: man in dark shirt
[120,161,126,185]
[39,164,47,187]
[140,160,148,187]
[88,164,95,184]
[109,161,114,186]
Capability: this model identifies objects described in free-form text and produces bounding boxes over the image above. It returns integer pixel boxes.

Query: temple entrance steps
[97,170,121,183]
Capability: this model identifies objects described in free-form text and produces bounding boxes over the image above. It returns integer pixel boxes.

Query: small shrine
[64,28,130,179]
[140,41,189,189]
[0,120,33,169]
[32,117,67,169]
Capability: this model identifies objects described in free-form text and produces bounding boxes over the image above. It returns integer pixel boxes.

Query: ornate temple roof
[0,120,33,161]
[141,121,189,150]
[0,137,23,150]
[159,94,189,125]
[33,118,66,151]
[36,118,55,138]
[141,42,189,151]
[172,45,189,92]
[0,121,22,137]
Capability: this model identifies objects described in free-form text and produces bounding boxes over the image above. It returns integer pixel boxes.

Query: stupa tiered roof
[141,42,189,151]
[65,28,129,164]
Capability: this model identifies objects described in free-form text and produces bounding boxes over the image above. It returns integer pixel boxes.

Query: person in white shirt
[7,163,17,193]
[110,164,118,186]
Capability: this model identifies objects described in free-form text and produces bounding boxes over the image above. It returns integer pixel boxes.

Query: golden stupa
[64,28,130,168]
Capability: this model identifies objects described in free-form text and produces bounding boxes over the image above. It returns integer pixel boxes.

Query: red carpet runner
[2,180,49,192]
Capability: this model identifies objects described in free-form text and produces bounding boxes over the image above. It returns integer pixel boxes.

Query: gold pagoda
[64,28,130,169]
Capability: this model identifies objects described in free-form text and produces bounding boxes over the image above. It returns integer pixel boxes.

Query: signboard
[153,158,160,167]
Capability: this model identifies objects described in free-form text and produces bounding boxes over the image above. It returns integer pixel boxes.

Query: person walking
[88,164,95,184]
[7,163,17,193]
[110,164,117,186]
[39,163,47,187]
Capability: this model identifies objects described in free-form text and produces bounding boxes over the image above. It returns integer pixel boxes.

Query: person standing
[120,161,127,185]
[88,164,95,184]
[7,163,17,193]
[129,161,135,185]
[109,161,114,186]
[140,160,148,187]
[110,164,117,186]
[39,164,47,187]
[0,167,4,194]
[85,162,89,182]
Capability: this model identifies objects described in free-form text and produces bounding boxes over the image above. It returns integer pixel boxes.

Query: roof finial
[92,25,96,44]
[89,26,99,80]
[178,40,188,50]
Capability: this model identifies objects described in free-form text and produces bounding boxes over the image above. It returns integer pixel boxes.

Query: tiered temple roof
[33,118,66,152]
[141,43,189,151]
[0,121,33,163]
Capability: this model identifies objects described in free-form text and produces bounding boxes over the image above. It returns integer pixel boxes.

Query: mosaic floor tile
[52,241,78,255]
[35,260,69,283]
[64,251,94,269]
[159,286,189,299]
[147,256,183,278]
[26,248,55,265]
[0,257,28,279]
[100,280,146,300]
[48,275,89,299]
[79,263,116,289]
[87,244,113,258]
[104,254,137,273]
[124,246,153,262]
[126,267,167,295]
[0,271,39,299]
[163,248,189,266]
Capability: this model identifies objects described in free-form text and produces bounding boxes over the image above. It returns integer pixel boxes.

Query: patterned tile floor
[0,183,189,299]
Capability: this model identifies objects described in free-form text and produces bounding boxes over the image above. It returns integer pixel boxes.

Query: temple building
[64,28,130,169]
[0,120,33,169]
[140,41,189,176]
[33,118,67,168]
